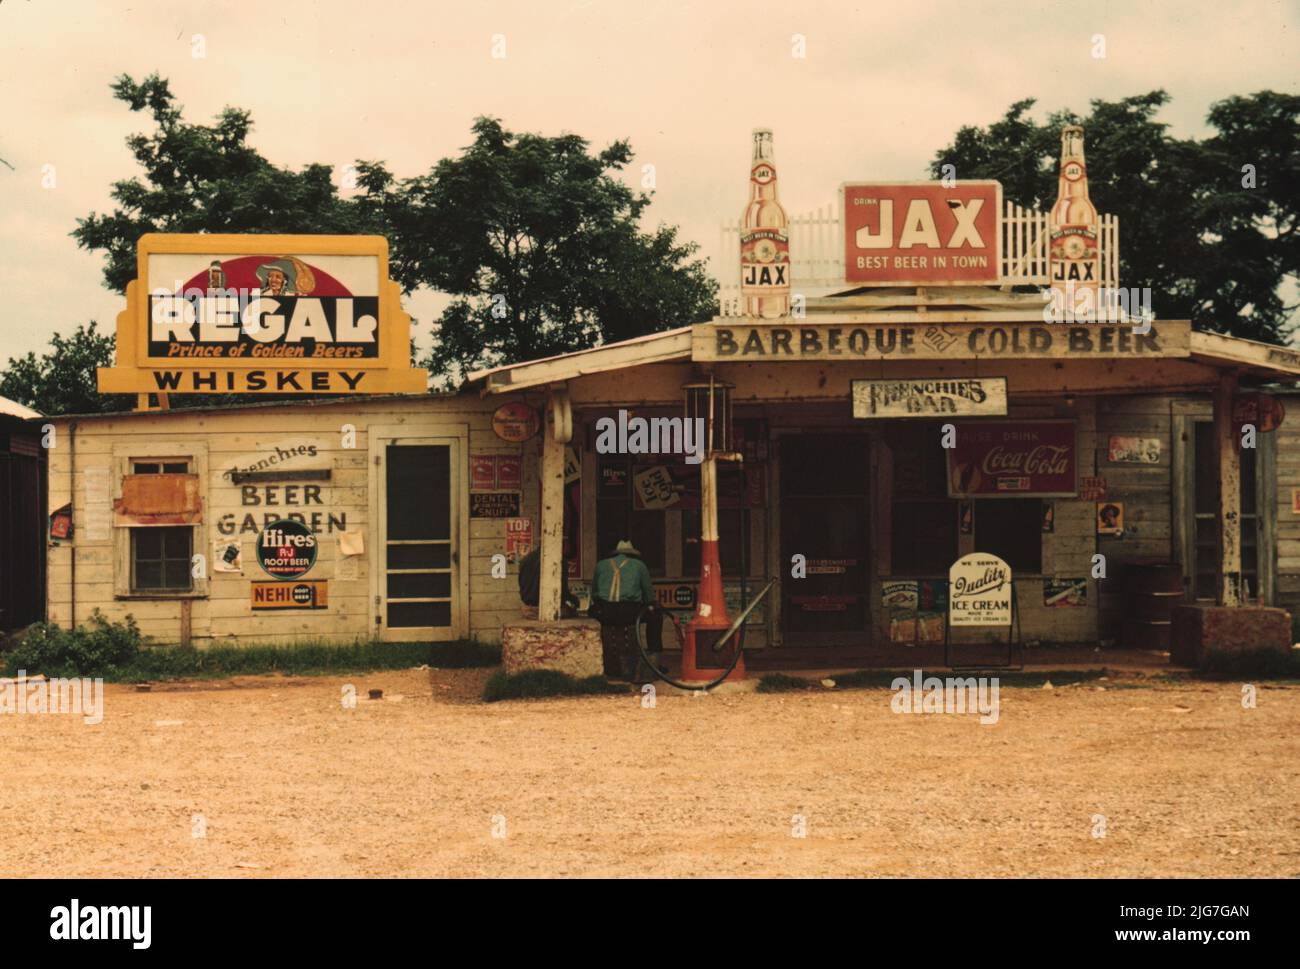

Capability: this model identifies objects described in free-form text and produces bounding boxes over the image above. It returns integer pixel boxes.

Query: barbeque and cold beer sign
[98,234,428,395]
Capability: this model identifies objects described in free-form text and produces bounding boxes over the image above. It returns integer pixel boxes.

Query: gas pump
[634,376,774,691]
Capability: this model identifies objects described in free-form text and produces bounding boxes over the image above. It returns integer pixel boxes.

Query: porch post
[1213,371,1242,607]
[538,386,569,621]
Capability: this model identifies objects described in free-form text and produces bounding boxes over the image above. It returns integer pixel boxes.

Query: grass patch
[2,621,500,682]
[482,669,627,702]
[757,668,1112,693]
[1193,647,1300,680]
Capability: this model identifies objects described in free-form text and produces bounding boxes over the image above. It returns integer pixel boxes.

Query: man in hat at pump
[590,540,663,682]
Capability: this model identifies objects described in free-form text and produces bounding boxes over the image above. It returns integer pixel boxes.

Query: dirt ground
[2,668,1297,878]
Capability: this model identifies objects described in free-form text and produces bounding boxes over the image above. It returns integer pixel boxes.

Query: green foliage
[377,117,718,384]
[4,611,142,678]
[0,321,129,416]
[929,90,1300,342]
[482,669,626,702]
[73,74,385,295]
[70,77,718,405]
[119,638,498,681]
[1,632,499,682]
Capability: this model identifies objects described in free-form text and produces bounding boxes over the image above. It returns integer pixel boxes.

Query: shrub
[3,611,142,678]
[1197,647,1300,679]
[483,669,626,702]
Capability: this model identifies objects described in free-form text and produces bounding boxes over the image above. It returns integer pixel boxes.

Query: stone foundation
[1170,604,1292,667]
[501,618,603,678]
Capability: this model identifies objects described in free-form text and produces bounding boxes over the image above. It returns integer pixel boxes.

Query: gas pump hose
[631,505,771,692]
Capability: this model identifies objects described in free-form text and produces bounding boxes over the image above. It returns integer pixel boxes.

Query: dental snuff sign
[97,235,428,395]
[948,553,1012,627]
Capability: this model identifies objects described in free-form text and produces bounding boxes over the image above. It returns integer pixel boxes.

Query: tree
[74,74,383,295]
[0,322,130,416]
[929,91,1299,342]
[375,117,717,383]
[73,79,717,398]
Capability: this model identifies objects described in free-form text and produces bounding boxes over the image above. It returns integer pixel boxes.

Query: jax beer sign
[842,182,1000,286]
[947,420,1077,498]
[98,234,428,396]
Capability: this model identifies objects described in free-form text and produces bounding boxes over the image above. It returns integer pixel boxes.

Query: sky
[0,0,1296,364]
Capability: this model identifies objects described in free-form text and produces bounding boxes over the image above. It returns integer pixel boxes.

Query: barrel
[1120,563,1184,650]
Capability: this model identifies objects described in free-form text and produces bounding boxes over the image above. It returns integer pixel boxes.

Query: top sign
[98,234,428,396]
[842,182,1001,286]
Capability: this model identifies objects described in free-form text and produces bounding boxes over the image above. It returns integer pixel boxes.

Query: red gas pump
[633,377,773,690]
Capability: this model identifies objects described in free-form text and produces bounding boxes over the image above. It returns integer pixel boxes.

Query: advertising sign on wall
[852,377,1008,418]
[251,580,329,610]
[256,518,319,578]
[947,421,1077,498]
[98,235,427,396]
[948,553,1012,627]
[842,182,1001,285]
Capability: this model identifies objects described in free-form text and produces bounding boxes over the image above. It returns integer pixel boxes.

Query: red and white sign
[505,517,533,563]
[947,421,1077,498]
[842,182,1001,286]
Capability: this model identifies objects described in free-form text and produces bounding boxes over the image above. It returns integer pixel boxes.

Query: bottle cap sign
[492,402,540,442]
[256,518,318,579]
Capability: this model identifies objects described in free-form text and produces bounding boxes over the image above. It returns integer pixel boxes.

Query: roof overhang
[467,317,1300,394]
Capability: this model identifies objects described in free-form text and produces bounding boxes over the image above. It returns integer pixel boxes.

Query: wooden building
[1,396,47,634]
[41,300,1300,662]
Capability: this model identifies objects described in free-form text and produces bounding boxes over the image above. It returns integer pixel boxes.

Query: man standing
[590,540,663,681]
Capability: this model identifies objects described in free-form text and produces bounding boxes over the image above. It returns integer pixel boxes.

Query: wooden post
[1213,371,1242,607]
[538,388,567,622]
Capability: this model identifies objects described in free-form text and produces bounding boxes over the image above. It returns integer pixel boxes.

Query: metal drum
[1120,562,1184,650]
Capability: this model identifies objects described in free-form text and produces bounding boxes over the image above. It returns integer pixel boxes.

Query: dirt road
[2,669,1296,877]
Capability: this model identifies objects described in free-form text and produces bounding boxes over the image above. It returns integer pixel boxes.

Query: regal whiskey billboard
[98,234,428,395]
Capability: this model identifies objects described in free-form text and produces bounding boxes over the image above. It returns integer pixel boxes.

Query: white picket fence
[717,199,1119,316]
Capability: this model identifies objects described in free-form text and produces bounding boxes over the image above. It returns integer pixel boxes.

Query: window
[889,427,957,574]
[133,460,189,475]
[974,499,1042,574]
[131,526,193,592]
[595,457,666,575]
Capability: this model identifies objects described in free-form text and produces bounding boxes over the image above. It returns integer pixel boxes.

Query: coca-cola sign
[947,421,1077,498]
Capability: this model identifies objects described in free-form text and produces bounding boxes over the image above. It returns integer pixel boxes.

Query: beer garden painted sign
[98,234,428,396]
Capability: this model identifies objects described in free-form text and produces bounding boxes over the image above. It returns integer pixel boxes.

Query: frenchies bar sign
[947,420,1077,498]
[98,234,428,395]
[842,182,1001,286]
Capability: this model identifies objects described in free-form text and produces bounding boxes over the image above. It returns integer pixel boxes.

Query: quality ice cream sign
[948,553,1012,628]
[98,234,428,396]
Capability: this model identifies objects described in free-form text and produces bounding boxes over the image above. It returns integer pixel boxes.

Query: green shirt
[592,553,655,604]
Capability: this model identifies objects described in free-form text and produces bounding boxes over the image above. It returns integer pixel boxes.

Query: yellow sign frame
[97,234,428,396]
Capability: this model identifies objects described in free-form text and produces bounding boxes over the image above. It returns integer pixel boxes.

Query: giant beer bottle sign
[98,234,428,395]
[739,128,790,318]
[1048,126,1100,308]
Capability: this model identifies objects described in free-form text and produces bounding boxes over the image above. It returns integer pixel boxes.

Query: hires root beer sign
[947,421,1077,498]
[842,182,1000,286]
[98,234,428,395]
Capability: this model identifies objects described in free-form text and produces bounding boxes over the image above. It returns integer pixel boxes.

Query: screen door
[375,436,463,641]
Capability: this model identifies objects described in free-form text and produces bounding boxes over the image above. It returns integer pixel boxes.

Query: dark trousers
[591,600,663,680]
